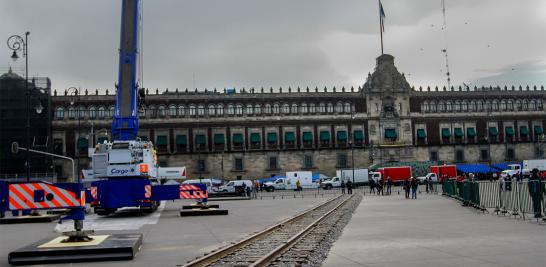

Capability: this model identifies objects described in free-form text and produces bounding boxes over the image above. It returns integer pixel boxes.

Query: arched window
[523,100,529,110]
[500,100,506,111]
[227,104,235,115]
[291,103,298,114]
[461,101,468,112]
[446,101,452,112]
[169,105,177,117]
[468,101,475,112]
[208,104,216,116]
[236,104,243,115]
[454,101,461,112]
[438,101,445,112]
[55,107,65,119]
[301,103,308,114]
[327,103,334,113]
[265,104,272,114]
[189,105,196,116]
[335,102,343,113]
[282,104,290,114]
[89,106,97,119]
[530,100,537,111]
[318,102,326,113]
[158,105,166,117]
[217,104,224,116]
[422,101,428,112]
[98,106,106,119]
[309,103,316,113]
[197,105,205,116]
[429,101,437,112]
[477,101,483,112]
[539,100,544,110]
[108,106,115,118]
[246,104,253,115]
[178,105,185,116]
[344,102,352,113]
[516,100,522,111]
[273,103,280,114]
[507,100,514,111]
[78,106,86,118]
[492,100,499,111]
[254,104,261,114]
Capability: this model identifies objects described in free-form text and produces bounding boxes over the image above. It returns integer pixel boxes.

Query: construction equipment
[3,0,225,264]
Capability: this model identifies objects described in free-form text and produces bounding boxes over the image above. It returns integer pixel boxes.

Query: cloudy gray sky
[1,0,545,92]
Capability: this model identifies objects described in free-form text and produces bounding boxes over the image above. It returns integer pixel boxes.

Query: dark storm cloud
[0,0,544,91]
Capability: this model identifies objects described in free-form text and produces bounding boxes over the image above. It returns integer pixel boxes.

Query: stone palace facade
[49,54,546,180]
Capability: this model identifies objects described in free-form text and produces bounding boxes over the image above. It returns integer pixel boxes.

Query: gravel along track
[272,194,362,267]
[183,194,362,267]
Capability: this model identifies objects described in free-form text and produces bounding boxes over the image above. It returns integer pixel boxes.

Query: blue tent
[456,164,497,174]
[491,162,521,171]
[312,173,328,182]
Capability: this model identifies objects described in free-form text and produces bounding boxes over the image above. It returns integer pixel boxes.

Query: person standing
[386,177,392,195]
[403,178,410,199]
[428,177,434,193]
[529,168,543,218]
[411,177,418,199]
[424,177,429,194]
[296,179,302,191]
[341,180,346,194]
[369,178,376,194]
[346,180,353,195]
[377,179,384,196]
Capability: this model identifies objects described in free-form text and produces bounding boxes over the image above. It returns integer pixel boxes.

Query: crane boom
[112,0,140,141]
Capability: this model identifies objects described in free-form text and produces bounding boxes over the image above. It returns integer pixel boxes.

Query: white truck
[522,160,546,177]
[321,169,369,189]
[417,173,438,183]
[500,164,522,179]
[264,171,315,191]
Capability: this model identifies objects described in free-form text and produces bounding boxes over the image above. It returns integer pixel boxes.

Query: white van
[216,180,253,193]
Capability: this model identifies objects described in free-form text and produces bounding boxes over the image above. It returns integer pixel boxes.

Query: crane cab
[92,140,158,179]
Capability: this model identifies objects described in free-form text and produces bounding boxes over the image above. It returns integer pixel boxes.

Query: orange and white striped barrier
[8,182,82,210]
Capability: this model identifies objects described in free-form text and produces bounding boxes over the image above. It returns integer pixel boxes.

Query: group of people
[368,177,393,195]
[340,179,354,194]
[401,177,419,199]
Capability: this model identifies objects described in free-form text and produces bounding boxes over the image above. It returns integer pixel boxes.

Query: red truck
[428,165,457,182]
[370,166,412,184]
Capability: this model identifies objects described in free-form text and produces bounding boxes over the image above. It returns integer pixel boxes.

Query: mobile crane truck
[1,0,225,265]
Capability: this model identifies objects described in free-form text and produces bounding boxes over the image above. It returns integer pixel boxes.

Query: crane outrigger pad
[181,204,220,209]
[8,234,142,265]
[179,208,228,216]
[0,214,60,224]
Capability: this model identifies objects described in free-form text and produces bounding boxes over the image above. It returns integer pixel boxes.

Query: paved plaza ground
[324,192,546,267]
[0,196,331,267]
[0,189,544,267]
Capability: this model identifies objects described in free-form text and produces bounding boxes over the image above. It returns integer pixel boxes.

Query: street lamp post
[7,32,30,181]
[484,135,491,178]
[350,113,355,185]
[68,87,80,181]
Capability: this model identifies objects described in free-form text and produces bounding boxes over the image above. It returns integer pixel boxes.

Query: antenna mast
[441,0,451,89]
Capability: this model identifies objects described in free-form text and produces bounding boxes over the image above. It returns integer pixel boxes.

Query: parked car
[215,180,253,193]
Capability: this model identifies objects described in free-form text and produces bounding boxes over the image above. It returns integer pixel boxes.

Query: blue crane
[112,0,140,141]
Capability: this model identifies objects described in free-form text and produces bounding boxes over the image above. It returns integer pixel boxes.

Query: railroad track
[183,194,357,267]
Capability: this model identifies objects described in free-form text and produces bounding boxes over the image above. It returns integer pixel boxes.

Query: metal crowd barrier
[443,179,545,220]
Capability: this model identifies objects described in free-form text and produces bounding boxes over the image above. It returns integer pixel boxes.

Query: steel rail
[249,194,355,267]
[183,194,347,267]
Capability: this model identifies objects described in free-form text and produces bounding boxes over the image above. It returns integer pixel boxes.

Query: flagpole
[379,0,384,55]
